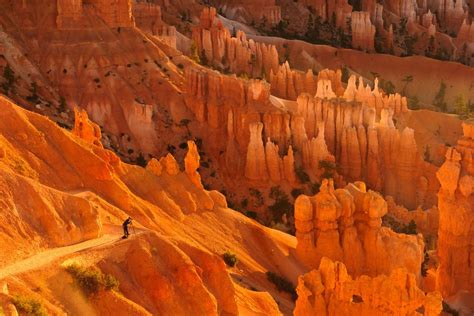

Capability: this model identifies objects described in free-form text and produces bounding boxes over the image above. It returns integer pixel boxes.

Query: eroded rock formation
[294,257,442,316]
[436,121,474,297]
[294,179,424,277]
[192,7,279,78]
[133,1,177,48]
[351,11,376,52]
[73,108,103,147]
[217,0,282,26]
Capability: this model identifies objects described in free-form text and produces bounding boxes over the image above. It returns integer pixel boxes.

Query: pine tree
[433,81,448,112]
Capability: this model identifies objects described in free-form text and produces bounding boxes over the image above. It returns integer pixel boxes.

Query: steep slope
[0,95,305,315]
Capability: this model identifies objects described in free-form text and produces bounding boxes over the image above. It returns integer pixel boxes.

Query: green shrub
[309,182,321,195]
[103,274,120,291]
[12,295,47,316]
[319,160,336,179]
[442,301,459,316]
[66,264,119,296]
[269,186,293,221]
[136,153,147,167]
[291,188,304,199]
[223,251,238,267]
[295,166,310,183]
[249,188,264,207]
[266,271,297,300]
[1,64,15,94]
[246,211,257,219]
[382,216,417,235]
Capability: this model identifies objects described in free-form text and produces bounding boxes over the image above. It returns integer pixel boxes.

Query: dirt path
[0,226,141,280]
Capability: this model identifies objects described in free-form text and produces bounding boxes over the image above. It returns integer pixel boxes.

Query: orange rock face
[295,179,424,277]
[218,0,282,26]
[436,121,474,297]
[294,257,442,316]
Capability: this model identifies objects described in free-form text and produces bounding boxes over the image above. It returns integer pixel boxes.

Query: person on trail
[122,217,132,239]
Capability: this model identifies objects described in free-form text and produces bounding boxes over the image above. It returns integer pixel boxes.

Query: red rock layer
[436,121,474,297]
[294,257,442,316]
[57,0,133,29]
[294,179,425,277]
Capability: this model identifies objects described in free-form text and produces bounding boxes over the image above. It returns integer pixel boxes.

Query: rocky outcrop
[439,0,466,33]
[270,62,317,100]
[436,121,474,297]
[73,108,103,147]
[244,123,296,183]
[185,140,203,188]
[351,12,376,52]
[133,1,177,48]
[269,65,346,101]
[421,10,437,37]
[294,257,443,316]
[192,7,279,78]
[294,179,425,277]
[386,0,417,21]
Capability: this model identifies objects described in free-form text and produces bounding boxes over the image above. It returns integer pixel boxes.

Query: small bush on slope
[223,251,238,267]
[12,295,47,316]
[66,264,119,296]
[266,271,297,300]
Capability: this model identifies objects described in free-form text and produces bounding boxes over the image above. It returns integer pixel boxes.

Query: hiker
[122,217,132,239]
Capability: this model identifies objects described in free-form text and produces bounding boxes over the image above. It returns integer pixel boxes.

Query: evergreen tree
[433,81,448,112]
[1,64,15,94]
[454,94,469,117]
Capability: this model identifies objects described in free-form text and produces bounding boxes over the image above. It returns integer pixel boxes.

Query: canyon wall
[184,65,437,209]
